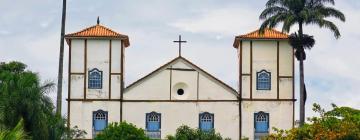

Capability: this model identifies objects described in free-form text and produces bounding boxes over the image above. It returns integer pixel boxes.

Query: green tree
[266,104,360,140]
[0,119,29,140]
[0,61,85,140]
[259,0,345,126]
[166,125,230,140]
[94,122,149,140]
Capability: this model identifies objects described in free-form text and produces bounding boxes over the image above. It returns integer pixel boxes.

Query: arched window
[199,112,214,131]
[89,68,102,89]
[93,110,108,137]
[257,70,271,90]
[146,112,161,139]
[254,111,269,133]
[146,112,161,131]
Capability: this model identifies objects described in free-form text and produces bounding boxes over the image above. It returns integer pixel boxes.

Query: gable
[124,57,238,100]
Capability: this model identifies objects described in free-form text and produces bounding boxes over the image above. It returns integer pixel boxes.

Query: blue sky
[0,0,359,119]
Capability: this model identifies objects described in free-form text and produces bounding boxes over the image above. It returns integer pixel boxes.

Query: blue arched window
[254,111,269,133]
[199,112,214,131]
[257,70,271,90]
[93,110,108,137]
[89,68,102,89]
[146,112,161,139]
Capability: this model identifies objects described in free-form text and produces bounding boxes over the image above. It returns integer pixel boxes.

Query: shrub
[94,122,149,140]
[166,125,230,140]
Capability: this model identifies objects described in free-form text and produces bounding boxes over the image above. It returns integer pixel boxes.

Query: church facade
[65,21,295,140]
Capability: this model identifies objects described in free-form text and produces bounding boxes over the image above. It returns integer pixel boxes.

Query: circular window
[177,89,184,95]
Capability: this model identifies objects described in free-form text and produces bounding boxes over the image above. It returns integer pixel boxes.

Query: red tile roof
[65,24,130,47]
[233,28,288,48]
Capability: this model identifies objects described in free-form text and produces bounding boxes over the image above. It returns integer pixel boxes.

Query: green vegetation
[0,61,85,140]
[259,0,346,125]
[166,125,230,140]
[94,122,149,140]
[0,119,29,140]
[266,104,360,140]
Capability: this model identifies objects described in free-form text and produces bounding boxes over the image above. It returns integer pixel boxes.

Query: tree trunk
[56,0,67,116]
[298,22,306,126]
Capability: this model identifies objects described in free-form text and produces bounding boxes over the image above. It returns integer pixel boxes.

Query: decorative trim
[277,41,280,99]
[250,41,253,99]
[239,40,243,138]
[109,40,112,99]
[67,99,239,102]
[67,39,72,128]
[169,66,172,100]
[279,76,293,78]
[166,68,196,71]
[120,41,124,122]
[110,73,121,75]
[242,98,296,101]
[84,39,87,99]
[292,44,295,128]
[125,56,238,96]
[70,72,85,75]
[242,73,251,76]
[197,71,199,100]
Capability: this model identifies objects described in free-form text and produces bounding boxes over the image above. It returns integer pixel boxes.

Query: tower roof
[233,28,288,48]
[65,24,130,47]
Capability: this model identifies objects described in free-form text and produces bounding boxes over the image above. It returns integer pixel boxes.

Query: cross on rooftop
[173,35,187,57]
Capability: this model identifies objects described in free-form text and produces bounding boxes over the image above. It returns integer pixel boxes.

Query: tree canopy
[266,104,360,140]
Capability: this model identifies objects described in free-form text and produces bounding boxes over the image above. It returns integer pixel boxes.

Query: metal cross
[173,35,187,56]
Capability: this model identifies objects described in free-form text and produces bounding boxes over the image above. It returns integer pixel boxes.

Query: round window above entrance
[172,82,189,99]
[177,89,184,95]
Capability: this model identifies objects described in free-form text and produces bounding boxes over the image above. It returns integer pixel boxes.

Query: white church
[65,20,295,140]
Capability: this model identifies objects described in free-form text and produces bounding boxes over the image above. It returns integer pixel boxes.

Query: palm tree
[56,0,67,116]
[259,0,345,126]
[0,119,29,140]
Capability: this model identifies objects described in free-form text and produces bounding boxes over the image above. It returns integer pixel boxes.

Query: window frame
[88,68,103,89]
[145,111,161,132]
[254,111,270,133]
[92,110,108,134]
[199,112,214,131]
[256,70,271,90]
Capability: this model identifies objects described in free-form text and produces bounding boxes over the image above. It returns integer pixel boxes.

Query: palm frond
[318,7,346,21]
[289,33,315,49]
[260,6,289,19]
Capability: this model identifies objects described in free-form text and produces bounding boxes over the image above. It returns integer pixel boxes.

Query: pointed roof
[65,24,130,47]
[125,56,238,96]
[233,28,288,48]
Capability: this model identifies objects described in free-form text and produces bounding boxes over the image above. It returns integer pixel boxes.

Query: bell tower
[233,28,295,140]
[65,19,130,139]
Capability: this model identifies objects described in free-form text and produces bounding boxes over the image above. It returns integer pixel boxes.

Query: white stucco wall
[123,102,239,140]
[125,69,171,100]
[70,75,84,98]
[198,74,237,100]
[69,101,121,139]
[71,39,84,73]
[241,101,293,140]
[86,39,110,99]
[252,41,277,99]
[111,40,122,73]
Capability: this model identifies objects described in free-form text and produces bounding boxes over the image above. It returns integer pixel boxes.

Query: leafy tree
[0,119,29,140]
[266,104,360,140]
[94,122,149,140]
[259,0,346,126]
[0,61,86,140]
[166,125,231,140]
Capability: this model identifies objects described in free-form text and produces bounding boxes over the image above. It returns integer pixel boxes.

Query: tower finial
[97,16,100,25]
